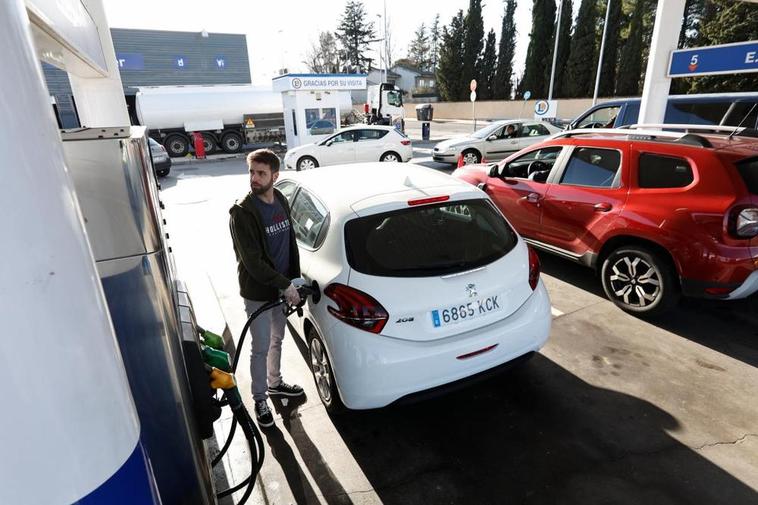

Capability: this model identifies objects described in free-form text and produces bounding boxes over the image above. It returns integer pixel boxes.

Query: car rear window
[736,158,758,195]
[345,199,518,277]
[638,154,694,188]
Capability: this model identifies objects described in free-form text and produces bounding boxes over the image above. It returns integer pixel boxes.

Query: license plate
[431,295,502,328]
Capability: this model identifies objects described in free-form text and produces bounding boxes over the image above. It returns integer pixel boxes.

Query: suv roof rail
[626,123,746,135]
[553,127,697,141]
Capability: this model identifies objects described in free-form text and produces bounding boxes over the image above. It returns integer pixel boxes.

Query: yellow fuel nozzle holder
[209,367,236,390]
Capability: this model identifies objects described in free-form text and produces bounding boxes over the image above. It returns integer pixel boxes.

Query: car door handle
[594,202,613,212]
[526,192,541,204]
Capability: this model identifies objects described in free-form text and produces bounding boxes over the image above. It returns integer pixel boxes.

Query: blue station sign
[116,53,144,70]
[669,40,758,78]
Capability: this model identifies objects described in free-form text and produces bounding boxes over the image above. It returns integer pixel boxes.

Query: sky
[103,0,578,86]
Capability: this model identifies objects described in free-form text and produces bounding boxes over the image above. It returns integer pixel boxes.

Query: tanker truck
[135,85,355,157]
[135,84,287,157]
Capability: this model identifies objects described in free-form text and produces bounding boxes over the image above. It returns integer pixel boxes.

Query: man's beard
[252,180,273,195]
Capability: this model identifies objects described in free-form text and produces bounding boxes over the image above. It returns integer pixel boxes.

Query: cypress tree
[479,30,498,100]
[616,0,645,96]
[520,0,557,98]
[462,0,485,101]
[436,11,467,101]
[549,0,573,98]
[494,0,518,99]
[597,0,623,97]
[564,0,597,97]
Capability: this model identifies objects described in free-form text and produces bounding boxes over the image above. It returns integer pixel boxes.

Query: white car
[276,163,552,412]
[433,119,562,165]
[283,125,413,171]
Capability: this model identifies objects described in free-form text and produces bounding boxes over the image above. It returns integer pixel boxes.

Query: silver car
[433,119,562,165]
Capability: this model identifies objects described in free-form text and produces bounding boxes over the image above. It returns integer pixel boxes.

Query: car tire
[307,327,345,415]
[380,151,401,162]
[297,156,318,171]
[600,246,680,317]
[165,135,189,157]
[462,149,481,165]
[220,132,243,153]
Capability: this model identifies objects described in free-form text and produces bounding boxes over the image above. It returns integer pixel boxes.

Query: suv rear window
[736,158,758,195]
[638,154,694,188]
[345,199,518,277]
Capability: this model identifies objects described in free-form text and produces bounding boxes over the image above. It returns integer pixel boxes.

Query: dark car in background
[149,137,171,177]
[569,92,758,131]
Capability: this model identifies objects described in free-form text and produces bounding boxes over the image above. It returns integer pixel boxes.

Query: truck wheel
[165,135,189,157]
[600,246,680,317]
[202,135,217,154]
[297,156,318,171]
[221,132,242,153]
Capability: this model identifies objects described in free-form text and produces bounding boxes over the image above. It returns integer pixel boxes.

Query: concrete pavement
[159,153,758,505]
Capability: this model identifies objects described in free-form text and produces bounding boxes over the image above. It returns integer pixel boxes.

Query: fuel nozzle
[291,277,321,304]
[198,326,225,351]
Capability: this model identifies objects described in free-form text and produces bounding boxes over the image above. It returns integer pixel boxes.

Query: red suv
[453,126,758,316]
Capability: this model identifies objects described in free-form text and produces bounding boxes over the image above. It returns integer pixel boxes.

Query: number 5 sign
[670,40,758,77]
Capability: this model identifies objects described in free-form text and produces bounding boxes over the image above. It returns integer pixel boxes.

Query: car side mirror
[487,134,498,141]
[488,164,499,177]
[325,140,333,147]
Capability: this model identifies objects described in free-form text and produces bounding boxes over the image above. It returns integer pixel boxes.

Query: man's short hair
[247,149,280,172]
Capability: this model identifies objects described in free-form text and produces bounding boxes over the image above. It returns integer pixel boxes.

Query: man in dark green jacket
[229,149,303,428]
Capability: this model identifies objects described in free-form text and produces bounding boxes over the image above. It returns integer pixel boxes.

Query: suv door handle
[594,202,613,212]
[526,192,541,204]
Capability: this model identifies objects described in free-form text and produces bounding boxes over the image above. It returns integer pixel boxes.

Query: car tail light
[408,195,450,206]
[528,246,541,290]
[324,283,389,334]
[400,139,411,145]
[728,207,758,238]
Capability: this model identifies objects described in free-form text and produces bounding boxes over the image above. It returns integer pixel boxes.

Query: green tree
[462,0,485,100]
[436,10,467,101]
[689,0,758,93]
[597,0,622,97]
[335,0,376,73]
[616,0,645,96]
[520,0,556,98]
[564,0,597,97]
[549,0,572,98]
[408,23,430,70]
[494,0,518,99]
[429,14,441,71]
[479,30,498,100]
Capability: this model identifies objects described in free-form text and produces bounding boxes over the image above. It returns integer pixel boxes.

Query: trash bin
[415,103,434,122]
[421,122,431,141]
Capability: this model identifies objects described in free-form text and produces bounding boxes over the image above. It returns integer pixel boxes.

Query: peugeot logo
[466,284,478,298]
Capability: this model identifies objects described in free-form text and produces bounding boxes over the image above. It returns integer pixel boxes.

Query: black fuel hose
[213,285,318,503]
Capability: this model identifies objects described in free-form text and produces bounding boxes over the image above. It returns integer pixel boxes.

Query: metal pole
[383,0,388,82]
[548,0,563,101]
[473,100,476,132]
[593,0,612,106]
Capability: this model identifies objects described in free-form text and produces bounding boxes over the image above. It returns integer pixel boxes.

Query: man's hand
[283,284,301,306]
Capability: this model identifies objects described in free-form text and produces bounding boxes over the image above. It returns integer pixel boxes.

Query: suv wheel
[601,246,680,316]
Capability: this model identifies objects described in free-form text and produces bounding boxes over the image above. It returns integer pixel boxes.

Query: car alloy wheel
[601,246,679,316]
[608,256,661,308]
[298,157,317,171]
[463,151,480,164]
[309,337,332,403]
[381,152,399,162]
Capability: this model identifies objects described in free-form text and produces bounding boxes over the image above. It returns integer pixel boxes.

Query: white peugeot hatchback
[276,163,551,412]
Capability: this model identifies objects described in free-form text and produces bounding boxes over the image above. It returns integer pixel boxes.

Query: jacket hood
[231,189,285,215]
